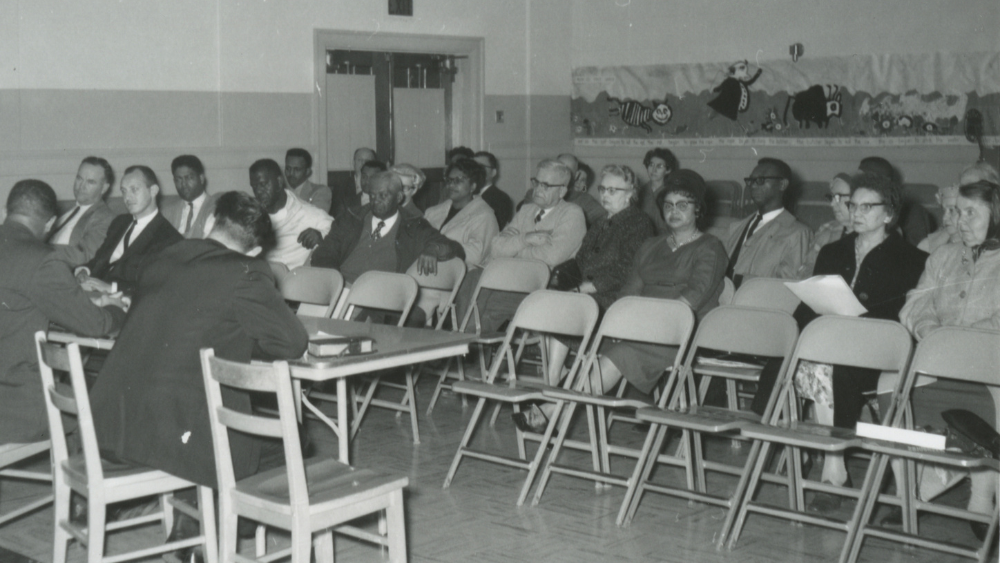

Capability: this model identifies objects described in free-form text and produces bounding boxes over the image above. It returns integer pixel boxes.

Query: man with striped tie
[75,165,182,295]
[49,157,118,266]
[161,154,219,239]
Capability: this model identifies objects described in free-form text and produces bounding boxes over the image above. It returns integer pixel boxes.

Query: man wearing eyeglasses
[723,157,812,287]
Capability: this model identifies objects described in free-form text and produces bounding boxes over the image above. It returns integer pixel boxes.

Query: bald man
[310,170,464,284]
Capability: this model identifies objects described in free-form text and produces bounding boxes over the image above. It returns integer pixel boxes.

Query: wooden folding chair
[841,327,1000,563]
[723,316,914,551]
[201,349,408,563]
[443,290,600,505]
[0,440,52,528]
[37,332,218,563]
[531,297,696,506]
[277,266,345,318]
[616,306,799,526]
[426,258,550,416]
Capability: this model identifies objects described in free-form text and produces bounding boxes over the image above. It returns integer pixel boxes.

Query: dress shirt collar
[372,211,399,234]
[269,189,300,222]
[756,207,783,230]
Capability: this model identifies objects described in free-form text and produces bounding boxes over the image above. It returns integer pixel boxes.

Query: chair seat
[637,405,760,433]
[0,441,49,460]
[740,420,862,451]
[693,364,763,382]
[542,387,654,410]
[451,381,546,402]
[62,455,196,500]
[234,458,408,514]
[475,331,507,345]
[859,439,1000,470]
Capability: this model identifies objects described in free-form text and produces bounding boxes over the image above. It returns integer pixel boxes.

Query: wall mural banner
[572,51,1000,148]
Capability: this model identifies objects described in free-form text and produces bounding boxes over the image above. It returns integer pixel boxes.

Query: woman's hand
[577,281,597,294]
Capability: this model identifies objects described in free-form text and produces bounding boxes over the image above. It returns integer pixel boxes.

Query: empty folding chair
[842,327,1000,563]
[531,297,696,506]
[723,316,913,551]
[443,290,600,505]
[277,266,345,318]
[406,258,466,330]
[616,306,799,527]
[201,348,408,563]
[426,257,550,415]
[37,332,218,563]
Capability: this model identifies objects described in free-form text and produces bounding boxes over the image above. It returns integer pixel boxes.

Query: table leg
[338,378,349,464]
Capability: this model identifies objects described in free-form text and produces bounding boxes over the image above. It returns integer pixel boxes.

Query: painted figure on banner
[708,60,763,121]
[608,97,672,133]
[784,84,843,129]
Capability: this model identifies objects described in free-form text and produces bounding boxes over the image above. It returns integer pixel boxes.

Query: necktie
[184,202,195,236]
[49,206,80,241]
[122,220,137,251]
[725,213,762,280]
[534,210,544,224]
[372,220,386,240]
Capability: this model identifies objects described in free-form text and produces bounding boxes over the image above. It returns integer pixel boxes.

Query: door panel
[393,88,446,168]
[325,74,377,170]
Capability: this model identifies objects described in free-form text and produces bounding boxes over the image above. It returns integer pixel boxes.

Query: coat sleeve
[899,248,946,339]
[774,224,813,281]
[515,205,586,266]
[31,253,125,336]
[588,215,653,295]
[489,209,529,259]
[460,210,499,267]
[617,239,651,298]
[417,219,466,262]
[679,239,729,311]
[233,261,309,359]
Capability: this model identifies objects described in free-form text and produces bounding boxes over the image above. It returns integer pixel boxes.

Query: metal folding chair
[443,290,600,505]
[277,266,345,318]
[723,316,914,551]
[531,297,696,506]
[842,327,1000,563]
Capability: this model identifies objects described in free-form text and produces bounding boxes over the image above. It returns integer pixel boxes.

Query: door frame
[313,29,484,177]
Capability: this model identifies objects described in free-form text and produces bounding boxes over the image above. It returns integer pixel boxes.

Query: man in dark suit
[161,154,220,239]
[90,191,309,489]
[330,147,376,218]
[0,179,125,443]
[473,150,514,229]
[75,165,182,295]
[49,156,119,266]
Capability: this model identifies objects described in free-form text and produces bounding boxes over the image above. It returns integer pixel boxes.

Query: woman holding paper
[896,179,1000,535]
[792,171,927,511]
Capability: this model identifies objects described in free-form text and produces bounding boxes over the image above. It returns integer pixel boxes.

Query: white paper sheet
[783,275,868,316]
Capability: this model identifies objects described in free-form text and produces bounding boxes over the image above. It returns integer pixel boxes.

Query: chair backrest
[341,271,419,327]
[269,261,290,281]
[586,297,697,396]
[406,258,467,329]
[718,276,736,306]
[35,332,105,489]
[278,266,345,318]
[460,258,550,332]
[200,349,309,507]
[732,277,801,314]
[484,290,600,386]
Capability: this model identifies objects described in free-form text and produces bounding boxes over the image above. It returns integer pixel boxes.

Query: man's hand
[79,276,114,294]
[91,292,129,311]
[74,267,90,285]
[523,231,552,246]
[577,281,597,294]
[298,228,323,249]
[416,254,439,276]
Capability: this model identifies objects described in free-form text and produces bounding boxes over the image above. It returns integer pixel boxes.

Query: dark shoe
[807,492,842,513]
[511,404,548,434]
[878,507,903,526]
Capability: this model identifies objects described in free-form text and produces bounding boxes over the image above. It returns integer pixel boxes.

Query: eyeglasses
[445,176,470,186]
[744,176,785,186]
[825,193,851,203]
[597,185,632,195]
[531,178,567,190]
[662,200,696,212]
[846,202,886,214]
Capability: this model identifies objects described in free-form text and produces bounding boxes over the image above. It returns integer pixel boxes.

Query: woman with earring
[792,171,927,512]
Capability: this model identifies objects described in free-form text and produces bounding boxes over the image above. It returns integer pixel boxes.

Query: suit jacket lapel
[68,205,98,246]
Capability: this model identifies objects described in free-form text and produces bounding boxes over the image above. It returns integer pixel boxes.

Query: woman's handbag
[548,259,584,291]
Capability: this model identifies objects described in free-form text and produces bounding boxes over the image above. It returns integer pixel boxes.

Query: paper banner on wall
[572,51,1000,148]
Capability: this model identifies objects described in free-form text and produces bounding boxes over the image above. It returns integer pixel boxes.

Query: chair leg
[161,492,174,536]
[518,400,562,506]
[839,452,891,563]
[198,486,219,563]
[351,376,381,439]
[219,498,238,563]
[716,439,766,549]
[532,400,579,506]
[725,440,775,549]
[385,490,408,563]
[256,523,267,558]
[426,358,452,415]
[314,530,334,563]
[405,368,420,444]
[87,496,107,563]
[444,397,487,488]
[290,518,312,563]
[52,483,71,563]
[619,423,671,526]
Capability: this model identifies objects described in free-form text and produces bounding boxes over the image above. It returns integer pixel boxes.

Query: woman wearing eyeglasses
[917,161,998,254]
[424,158,499,268]
[791,171,927,512]
[895,180,1000,537]
[801,173,854,276]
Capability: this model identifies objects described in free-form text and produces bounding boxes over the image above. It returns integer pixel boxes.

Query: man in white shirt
[50,157,118,266]
[250,158,333,269]
[285,148,332,214]
[161,154,218,239]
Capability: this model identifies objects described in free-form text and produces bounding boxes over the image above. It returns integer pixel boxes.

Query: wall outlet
[495,110,504,124]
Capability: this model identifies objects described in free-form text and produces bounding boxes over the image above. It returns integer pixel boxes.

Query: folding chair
[426,258,550,416]
[37,332,218,563]
[443,290,600,505]
[616,306,799,526]
[723,316,914,551]
[277,266,345,318]
[303,271,421,442]
[0,440,52,528]
[268,261,290,281]
[201,349,408,563]
[531,297,696,506]
[406,258,466,330]
[842,327,1000,563]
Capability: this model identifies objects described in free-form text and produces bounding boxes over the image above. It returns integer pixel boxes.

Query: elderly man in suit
[90,191,308,490]
[49,156,118,266]
[250,158,333,269]
[75,165,183,295]
[724,157,812,288]
[0,179,125,444]
[161,154,219,239]
[285,148,332,214]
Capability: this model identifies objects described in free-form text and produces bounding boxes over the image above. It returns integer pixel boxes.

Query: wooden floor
[0,367,991,563]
